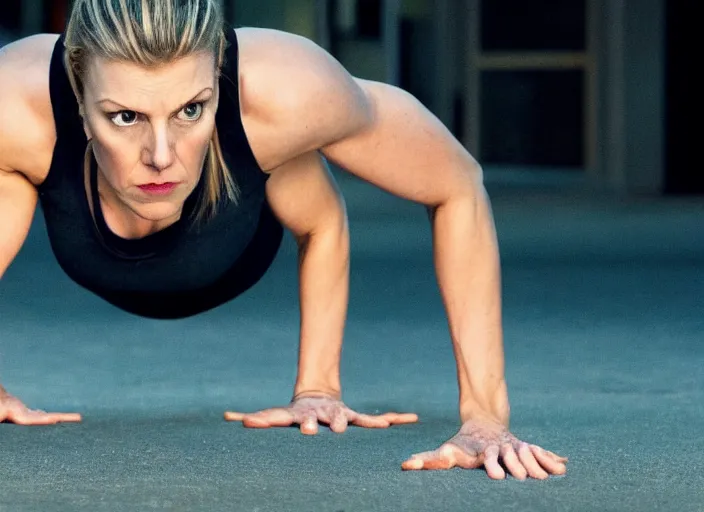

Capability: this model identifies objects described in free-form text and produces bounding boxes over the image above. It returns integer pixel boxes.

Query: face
[81,51,219,228]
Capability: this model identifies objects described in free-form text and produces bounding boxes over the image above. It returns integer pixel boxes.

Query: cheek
[88,117,141,184]
[92,140,136,188]
[180,122,215,172]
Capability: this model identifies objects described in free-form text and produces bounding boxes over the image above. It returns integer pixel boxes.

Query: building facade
[2,0,691,195]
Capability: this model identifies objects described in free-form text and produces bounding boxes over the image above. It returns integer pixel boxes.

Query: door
[463,0,595,171]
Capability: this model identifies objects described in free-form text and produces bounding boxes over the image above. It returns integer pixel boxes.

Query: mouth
[137,182,179,195]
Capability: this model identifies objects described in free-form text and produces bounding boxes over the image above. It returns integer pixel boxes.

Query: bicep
[321,79,482,207]
[240,29,479,209]
[265,151,347,241]
[237,28,371,171]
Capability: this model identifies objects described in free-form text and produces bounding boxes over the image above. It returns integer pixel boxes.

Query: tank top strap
[49,33,84,144]
[217,27,266,184]
[38,33,88,195]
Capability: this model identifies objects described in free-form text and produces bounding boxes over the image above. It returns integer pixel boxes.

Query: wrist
[292,389,342,402]
[460,403,509,427]
[459,380,510,427]
[293,379,341,401]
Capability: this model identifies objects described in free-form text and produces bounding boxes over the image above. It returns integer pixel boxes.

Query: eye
[177,102,204,121]
[110,111,139,127]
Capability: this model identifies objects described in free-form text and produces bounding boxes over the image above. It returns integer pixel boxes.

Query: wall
[598,0,665,194]
[231,0,317,39]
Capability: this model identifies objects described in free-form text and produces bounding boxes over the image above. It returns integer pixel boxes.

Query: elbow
[471,162,485,185]
[462,159,485,190]
[448,161,486,205]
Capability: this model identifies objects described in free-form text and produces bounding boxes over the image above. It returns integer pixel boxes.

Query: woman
[0,0,567,479]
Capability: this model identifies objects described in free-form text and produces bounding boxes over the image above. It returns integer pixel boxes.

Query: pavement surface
[1,167,703,511]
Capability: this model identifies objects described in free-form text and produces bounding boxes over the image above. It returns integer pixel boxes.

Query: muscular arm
[264,151,349,400]
[0,43,41,401]
[230,29,565,478]
[0,35,57,279]
[0,35,82,426]
[239,28,508,424]
[323,81,509,425]
[0,169,38,279]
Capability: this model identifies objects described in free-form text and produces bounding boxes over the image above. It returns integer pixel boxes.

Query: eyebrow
[96,87,214,115]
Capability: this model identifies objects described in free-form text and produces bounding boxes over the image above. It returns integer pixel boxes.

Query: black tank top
[37,29,283,319]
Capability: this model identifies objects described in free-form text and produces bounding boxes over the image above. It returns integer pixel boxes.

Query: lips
[137,182,179,195]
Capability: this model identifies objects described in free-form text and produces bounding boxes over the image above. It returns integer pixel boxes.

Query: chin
[132,201,185,223]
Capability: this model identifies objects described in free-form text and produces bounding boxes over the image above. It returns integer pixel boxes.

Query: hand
[0,389,82,426]
[401,417,568,479]
[224,393,418,435]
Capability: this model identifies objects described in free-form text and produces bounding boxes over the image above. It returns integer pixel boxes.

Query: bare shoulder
[233,28,371,171]
[234,27,349,92]
[0,34,60,185]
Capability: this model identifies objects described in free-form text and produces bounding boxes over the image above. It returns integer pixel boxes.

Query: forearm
[0,169,38,279]
[292,221,350,400]
[430,179,510,426]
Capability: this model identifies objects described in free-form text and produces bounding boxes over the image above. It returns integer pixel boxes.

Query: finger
[482,445,506,480]
[500,443,527,481]
[10,409,81,426]
[1,405,11,422]
[39,412,82,423]
[517,442,549,480]
[7,410,39,426]
[300,415,319,435]
[225,409,294,428]
[380,412,419,425]
[530,445,568,475]
[528,443,569,463]
[541,447,569,463]
[329,409,349,434]
[349,413,390,429]
[401,445,458,471]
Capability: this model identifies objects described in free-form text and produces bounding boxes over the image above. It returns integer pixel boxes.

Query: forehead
[85,52,217,106]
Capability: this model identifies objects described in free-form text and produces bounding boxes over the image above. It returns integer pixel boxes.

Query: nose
[145,124,174,171]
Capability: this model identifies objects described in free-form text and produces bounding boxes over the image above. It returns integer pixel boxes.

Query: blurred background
[0,0,698,195]
[0,0,704,195]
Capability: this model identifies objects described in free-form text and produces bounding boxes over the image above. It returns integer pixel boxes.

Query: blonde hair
[64,0,238,223]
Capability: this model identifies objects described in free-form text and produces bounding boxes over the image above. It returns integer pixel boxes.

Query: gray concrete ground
[1,167,703,511]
